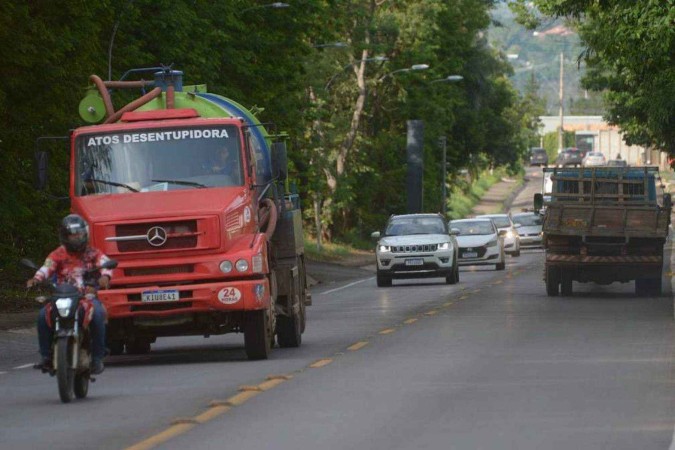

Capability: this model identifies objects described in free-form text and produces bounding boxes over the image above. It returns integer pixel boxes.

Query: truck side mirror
[271,142,288,182]
[36,151,49,191]
[534,193,543,212]
[664,193,672,210]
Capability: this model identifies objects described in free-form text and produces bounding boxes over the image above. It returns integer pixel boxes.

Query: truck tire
[107,340,125,356]
[245,309,271,360]
[126,339,151,355]
[376,271,392,287]
[546,266,559,297]
[560,274,573,296]
[636,278,662,296]
[276,273,302,348]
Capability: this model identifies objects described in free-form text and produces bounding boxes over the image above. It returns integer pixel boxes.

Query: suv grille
[391,244,438,253]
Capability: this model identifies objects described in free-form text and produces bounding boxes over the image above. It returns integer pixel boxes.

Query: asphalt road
[2,170,675,450]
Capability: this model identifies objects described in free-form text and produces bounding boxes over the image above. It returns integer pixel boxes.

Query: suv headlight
[486,239,498,247]
[505,230,514,239]
[437,242,450,250]
[378,245,390,253]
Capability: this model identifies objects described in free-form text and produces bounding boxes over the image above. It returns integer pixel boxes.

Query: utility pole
[439,136,447,216]
[558,52,564,153]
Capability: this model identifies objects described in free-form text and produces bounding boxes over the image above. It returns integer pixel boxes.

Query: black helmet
[59,214,89,253]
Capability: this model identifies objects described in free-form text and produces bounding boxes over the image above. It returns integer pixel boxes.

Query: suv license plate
[141,290,180,303]
[462,252,478,259]
[405,258,424,266]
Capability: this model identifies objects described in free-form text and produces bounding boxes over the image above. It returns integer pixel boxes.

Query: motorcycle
[21,258,117,403]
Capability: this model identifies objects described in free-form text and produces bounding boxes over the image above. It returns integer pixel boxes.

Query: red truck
[40,69,309,359]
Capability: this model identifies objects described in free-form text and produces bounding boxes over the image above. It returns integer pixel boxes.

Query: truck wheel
[276,273,302,348]
[546,267,559,297]
[126,339,151,355]
[244,309,271,360]
[376,271,392,287]
[560,274,573,296]
[107,340,125,356]
[636,278,662,296]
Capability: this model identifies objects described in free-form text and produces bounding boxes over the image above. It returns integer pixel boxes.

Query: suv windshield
[385,217,446,236]
[75,125,243,196]
[450,221,494,236]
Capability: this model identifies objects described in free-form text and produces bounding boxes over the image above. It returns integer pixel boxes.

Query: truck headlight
[438,242,450,250]
[378,245,390,253]
[55,298,73,317]
[236,259,249,272]
[220,261,233,273]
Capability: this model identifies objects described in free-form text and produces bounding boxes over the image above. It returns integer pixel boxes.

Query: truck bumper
[99,278,270,319]
[546,254,662,264]
[545,254,662,283]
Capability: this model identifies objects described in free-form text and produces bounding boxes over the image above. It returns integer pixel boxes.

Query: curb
[0,311,35,331]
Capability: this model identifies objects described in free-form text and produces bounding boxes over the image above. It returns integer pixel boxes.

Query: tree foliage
[512,0,675,154]
[0,0,540,286]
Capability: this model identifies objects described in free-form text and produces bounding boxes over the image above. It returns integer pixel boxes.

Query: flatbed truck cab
[62,69,308,359]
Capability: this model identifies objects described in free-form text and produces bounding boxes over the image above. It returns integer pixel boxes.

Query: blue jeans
[37,298,107,361]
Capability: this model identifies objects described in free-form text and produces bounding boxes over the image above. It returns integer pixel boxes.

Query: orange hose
[259,198,278,241]
[104,87,162,124]
[89,75,115,118]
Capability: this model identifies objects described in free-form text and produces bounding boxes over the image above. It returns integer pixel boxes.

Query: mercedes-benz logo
[146,226,168,247]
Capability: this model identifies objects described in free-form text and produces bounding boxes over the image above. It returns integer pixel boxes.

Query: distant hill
[488,2,605,115]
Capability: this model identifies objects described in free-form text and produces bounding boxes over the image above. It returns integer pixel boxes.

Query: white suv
[372,214,459,287]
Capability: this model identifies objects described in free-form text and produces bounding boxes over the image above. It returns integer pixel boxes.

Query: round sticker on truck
[218,287,242,304]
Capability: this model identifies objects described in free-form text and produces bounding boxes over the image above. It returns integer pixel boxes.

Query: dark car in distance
[529,148,548,166]
[555,147,584,167]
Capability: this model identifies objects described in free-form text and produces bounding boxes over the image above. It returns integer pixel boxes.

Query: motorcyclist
[26,214,112,375]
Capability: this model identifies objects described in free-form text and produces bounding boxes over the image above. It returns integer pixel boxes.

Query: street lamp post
[313,42,348,49]
[378,64,430,82]
[240,2,290,14]
[430,75,464,84]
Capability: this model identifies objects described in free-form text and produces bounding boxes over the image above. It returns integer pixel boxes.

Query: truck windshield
[75,125,243,196]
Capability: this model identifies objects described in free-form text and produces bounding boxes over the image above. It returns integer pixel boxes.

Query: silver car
[512,212,543,248]
[449,219,506,271]
[476,214,520,257]
[372,214,459,287]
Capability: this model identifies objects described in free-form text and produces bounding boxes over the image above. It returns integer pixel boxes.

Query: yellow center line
[403,318,418,324]
[347,341,369,351]
[222,389,261,406]
[459,295,469,300]
[424,310,438,316]
[493,280,503,285]
[124,423,196,450]
[309,358,333,368]
[193,406,230,424]
[442,301,454,307]
[378,328,396,335]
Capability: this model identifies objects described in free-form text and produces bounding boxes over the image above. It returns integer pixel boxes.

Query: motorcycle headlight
[378,245,390,253]
[486,239,498,247]
[235,259,249,272]
[55,298,73,317]
[437,242,450,250]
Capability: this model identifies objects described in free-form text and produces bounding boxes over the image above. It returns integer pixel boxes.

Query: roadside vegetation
[446,168,523,220]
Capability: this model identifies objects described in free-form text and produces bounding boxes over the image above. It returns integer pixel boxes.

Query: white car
[582,151,606,167]
[512,212,543,248]
[449,219,506,270]
[476,214,520,257]
[372,214,459,287]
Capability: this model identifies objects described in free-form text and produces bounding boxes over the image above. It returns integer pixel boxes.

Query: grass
[447,169,507,220]
[303,235,374,265]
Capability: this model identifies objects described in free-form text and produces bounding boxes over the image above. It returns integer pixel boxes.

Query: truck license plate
[405,258,424,266]
[462,252,478,259]
[141,290,180,302]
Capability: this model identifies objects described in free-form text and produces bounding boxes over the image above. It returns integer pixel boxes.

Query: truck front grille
[124,265,194,277]
[115,220,198,252]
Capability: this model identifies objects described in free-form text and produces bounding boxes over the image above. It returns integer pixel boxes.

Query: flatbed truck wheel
[276,274,302,348]
[546,266,559,297]
[560,274,573,296]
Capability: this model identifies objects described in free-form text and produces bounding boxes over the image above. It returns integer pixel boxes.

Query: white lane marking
[13,363,34,370]
[319,277,375,295]
[0,371,7,375]
[669,423,675,450]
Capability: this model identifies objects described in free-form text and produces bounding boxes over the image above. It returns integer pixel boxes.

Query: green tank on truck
[62,68,310,359]
[534,166,672,298]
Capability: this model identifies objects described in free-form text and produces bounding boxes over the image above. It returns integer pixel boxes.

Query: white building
[539,115,668,169]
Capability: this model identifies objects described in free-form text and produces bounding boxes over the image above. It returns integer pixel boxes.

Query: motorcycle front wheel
[56,338,75,403]
[74,372,89,399]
